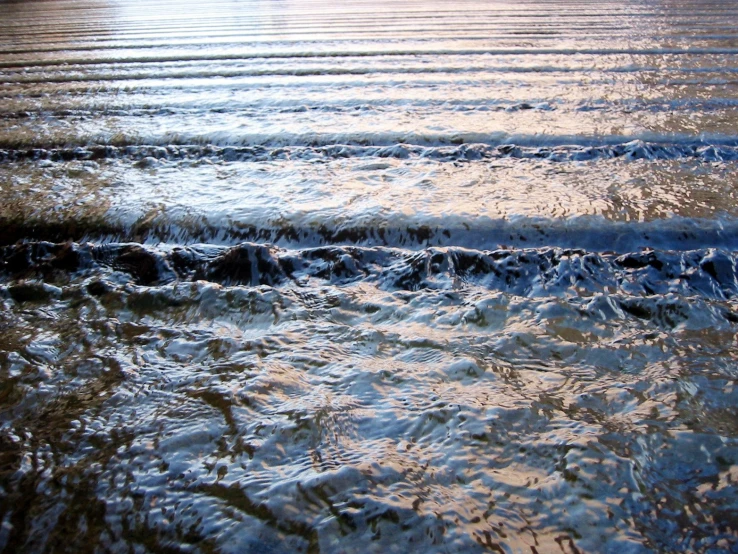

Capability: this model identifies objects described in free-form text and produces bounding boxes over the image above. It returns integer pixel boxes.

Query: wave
[3,241,738,309]
[4,31,738,56]
[3,47,738,70]
[6,65,738,86]
[4,97,738,117]
[1,139,737,164]
[3,206,738,252]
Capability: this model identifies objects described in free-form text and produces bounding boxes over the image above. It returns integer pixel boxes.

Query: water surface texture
[2,0,738,552]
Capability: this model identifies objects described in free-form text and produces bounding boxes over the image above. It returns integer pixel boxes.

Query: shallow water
[1,0,738,552]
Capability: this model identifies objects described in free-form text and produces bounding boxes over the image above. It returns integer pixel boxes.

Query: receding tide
[1,0,738,552]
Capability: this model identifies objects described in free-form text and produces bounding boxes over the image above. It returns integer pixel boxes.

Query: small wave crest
[2,139,738,164]
[3,241,738,306]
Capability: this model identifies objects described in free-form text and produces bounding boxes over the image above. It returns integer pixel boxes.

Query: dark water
[2,0,738,552]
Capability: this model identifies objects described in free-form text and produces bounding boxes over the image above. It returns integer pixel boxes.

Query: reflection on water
[1,0,738,552]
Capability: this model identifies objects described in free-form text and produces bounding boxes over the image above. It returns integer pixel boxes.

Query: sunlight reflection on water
[1,0,738,552]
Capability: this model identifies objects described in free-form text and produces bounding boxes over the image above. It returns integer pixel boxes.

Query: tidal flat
[1,0,738,552]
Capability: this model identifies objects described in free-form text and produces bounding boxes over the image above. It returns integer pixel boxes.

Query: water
[1,0,738,552]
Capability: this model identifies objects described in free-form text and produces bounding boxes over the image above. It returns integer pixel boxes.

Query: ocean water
[1,0,738,552]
